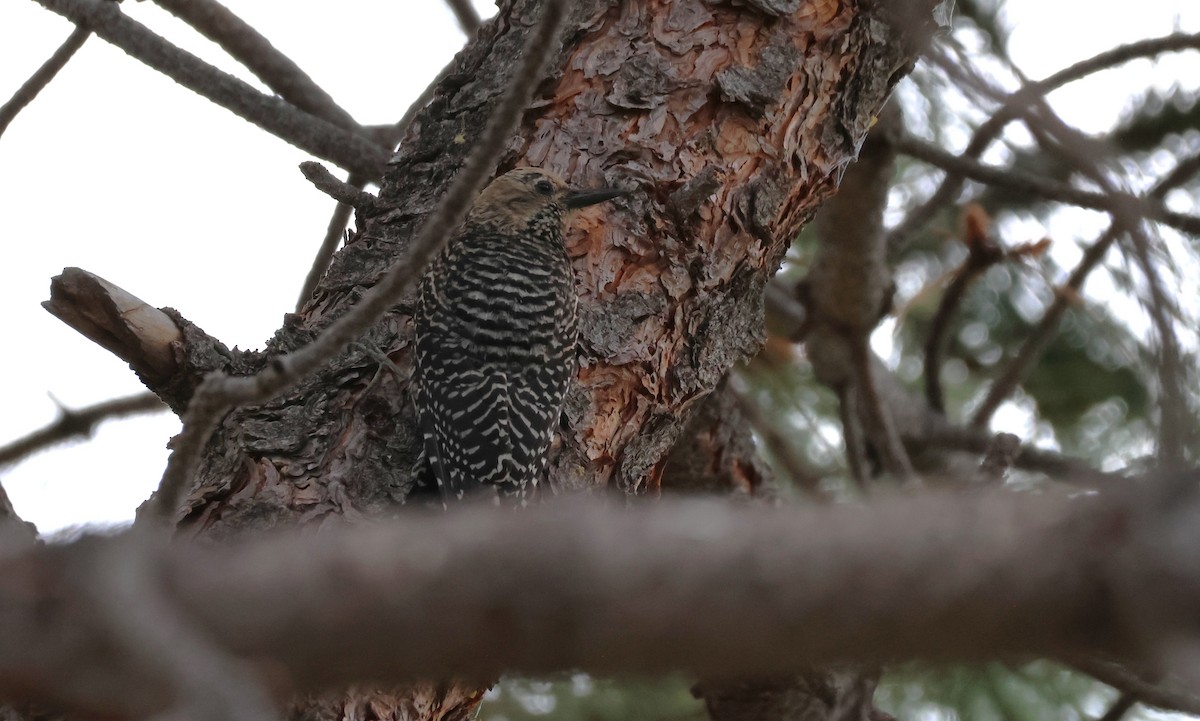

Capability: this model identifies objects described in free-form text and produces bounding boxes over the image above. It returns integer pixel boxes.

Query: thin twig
[151,0,362,131]
[148,0,569,521]
[0,25,89,139]
[909,425,1126,486]
[837,384,869,490]
[294,165,372,310]
[971,152,1200,428]
[1020,102,1192,466]
[443,0,482,36]
[970,226,1119,428]
[888,32,1200,253]
[33,0,388,178]
[298,162,376,209]
[0,392,166,468]
[891,134,1200,236]
[1123,228,1189,469]
[297,206,353,311]
[921,55,1184,442]
[922,210,1006,414]
[851,338,916,483]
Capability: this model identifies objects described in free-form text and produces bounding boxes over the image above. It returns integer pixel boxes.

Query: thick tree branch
[0,25,88,139]
[44,268,251,416]
[33,0,388,177]
[0,392,166,468]
[149,0,569,521]
[3,489,1199,719]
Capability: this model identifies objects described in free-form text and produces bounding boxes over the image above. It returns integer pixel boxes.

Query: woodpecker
[413,168,625,504]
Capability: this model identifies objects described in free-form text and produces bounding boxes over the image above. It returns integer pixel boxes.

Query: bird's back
[414,216,578,502]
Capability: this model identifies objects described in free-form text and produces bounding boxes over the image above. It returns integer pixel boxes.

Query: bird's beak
[564,186,628,209]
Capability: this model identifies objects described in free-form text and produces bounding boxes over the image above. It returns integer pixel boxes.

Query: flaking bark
[169,0,931,530]
[90,1,937,720]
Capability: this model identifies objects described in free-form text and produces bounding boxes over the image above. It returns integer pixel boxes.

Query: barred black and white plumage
[413,168,624,505]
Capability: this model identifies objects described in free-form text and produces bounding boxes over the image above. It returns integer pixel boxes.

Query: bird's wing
[415,330,521,498]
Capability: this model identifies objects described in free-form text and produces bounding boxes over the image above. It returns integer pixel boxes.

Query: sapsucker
[413,168,625,504]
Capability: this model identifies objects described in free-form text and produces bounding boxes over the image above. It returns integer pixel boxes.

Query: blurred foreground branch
[3,487,1200,718]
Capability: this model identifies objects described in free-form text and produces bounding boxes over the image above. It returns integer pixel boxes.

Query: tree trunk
[120,1,935,720]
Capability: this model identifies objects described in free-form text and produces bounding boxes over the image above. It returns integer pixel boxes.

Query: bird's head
[468,168,626,232]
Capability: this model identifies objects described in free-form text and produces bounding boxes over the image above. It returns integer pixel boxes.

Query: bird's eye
[535,179,554,196]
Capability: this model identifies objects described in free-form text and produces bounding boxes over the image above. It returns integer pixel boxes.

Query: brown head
[467,168,626,233]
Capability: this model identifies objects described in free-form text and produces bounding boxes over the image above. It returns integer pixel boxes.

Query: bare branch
[890,134,1200,236]
[151,0,361,130]
[922,207,1007,413]
[971,151,1200,428]
[443,0,482,37]
[296,204,353,311]
[908,425,1127,485]
[0,25,89,140]
[837,384,870,490]
[32,0,388,178]
[921,39,1193,458]
[43,268,183,388]
[298,162,376,210]
[0,392,166,468]
[888,32,1200,252]
[970,226,1120,428]
[148,0,569,521]
[4,489,1200,718]
[294,163,377,309]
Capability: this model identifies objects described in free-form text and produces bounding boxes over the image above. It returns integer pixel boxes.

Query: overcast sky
[1,1,1198,534]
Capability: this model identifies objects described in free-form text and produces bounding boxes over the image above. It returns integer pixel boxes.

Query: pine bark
[133,1,936,720]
